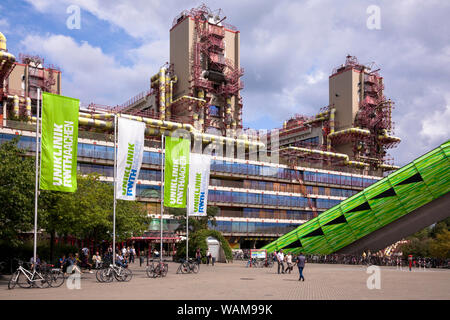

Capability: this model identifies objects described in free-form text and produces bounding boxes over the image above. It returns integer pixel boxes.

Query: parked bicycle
[176,258,199,274]
[8,260,50,289]
[96,263,132,282]
[39,263,66,288]
[147,259,168,278]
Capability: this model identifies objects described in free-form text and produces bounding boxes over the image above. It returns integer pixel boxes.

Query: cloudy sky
[1,0,449,166]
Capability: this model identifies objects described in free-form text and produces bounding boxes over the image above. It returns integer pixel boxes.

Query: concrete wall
[170,17,193,100]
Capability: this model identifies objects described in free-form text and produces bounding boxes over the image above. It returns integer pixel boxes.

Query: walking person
[195,248,202,264]
[296,252,306,281]
[286,252,293,274]
[206,250,211,265]
[130,246,136,263]
[277,250,285,274]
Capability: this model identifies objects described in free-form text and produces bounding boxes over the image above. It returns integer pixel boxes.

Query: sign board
[250,249,267,259]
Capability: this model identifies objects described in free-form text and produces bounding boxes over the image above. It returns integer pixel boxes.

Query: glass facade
[0,132,380,240]
[209,221,302,235]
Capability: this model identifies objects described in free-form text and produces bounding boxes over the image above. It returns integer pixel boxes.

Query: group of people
[273,250,306,281]
[54,245,137,275]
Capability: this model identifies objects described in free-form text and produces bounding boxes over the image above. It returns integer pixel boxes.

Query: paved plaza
[0,261,449,300]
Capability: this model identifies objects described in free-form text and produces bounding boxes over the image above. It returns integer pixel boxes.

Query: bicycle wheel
[152,265,160,278]
[146,265,154,278]
[32,272,50,288]
[191,263,199,274]
[96,268,105,282]
[181,262,189,274]
[120,268,133,282]
[8,271,20,290]
[102,268,114,283]
[17,271,32,288]
[161,264,168,277]
[50,270,65,288]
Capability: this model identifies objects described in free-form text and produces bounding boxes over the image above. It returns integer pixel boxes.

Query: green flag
[40,92,79,192]
[164,136,190,208]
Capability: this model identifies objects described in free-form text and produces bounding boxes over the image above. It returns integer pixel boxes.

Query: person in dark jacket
[296,252,306,281]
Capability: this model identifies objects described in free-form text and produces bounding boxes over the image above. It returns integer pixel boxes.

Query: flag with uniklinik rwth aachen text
[188,153,211,216]
[116,117,145,200]
[40,92,79,193]
[164,136,190,208]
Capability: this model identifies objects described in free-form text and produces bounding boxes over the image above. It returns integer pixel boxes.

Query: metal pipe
[25,97,32,122]
[378,129,401,143]
[165,73,171,119]
[327,107,336,151]
[172,95,206,105]
[13,95,19,119]
[280,146,370,168]
[168,76,177,120]
[378,164,400,171]
[159,67,166,120]
[0,51,16,62]
[198,90,204,130]
[327,127,371,139]
[225,97,232,129]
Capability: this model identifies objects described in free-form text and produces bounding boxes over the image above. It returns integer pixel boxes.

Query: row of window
[211,178,358,197]
[77,163,162,182]
[208,190,340,209]
[210,159,378,187]
[208,221,301,234]
[243,208,315,221]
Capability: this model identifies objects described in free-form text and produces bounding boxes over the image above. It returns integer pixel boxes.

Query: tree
[52,173,150,250]
[0,138,35,246]
[429,230,450,259]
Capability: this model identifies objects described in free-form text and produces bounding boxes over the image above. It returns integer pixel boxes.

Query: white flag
[188,153,211,216]
[116,117,145,200]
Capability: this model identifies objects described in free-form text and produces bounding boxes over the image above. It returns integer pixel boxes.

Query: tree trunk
[49,230,55,263]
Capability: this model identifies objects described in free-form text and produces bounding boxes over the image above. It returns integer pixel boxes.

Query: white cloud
[0,18,9,31]
[421,103,450,143]
[21,34,163,106]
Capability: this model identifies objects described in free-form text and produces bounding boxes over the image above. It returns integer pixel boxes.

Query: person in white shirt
[92,252,102,269]
[286,253,293,274]
[277,250,285,274]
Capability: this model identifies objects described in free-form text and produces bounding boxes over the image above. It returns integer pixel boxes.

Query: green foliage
[50,173,150,244]
[176,229,233,263]
[0,138,35,246]
[400,217,450,258]
[0,240,78,270]
[429,230,450,259]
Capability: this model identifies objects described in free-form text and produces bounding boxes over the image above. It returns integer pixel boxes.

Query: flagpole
[112,114,117,266]
[33,88,41,271]
[160,134,164,264]
[186,185,189,262]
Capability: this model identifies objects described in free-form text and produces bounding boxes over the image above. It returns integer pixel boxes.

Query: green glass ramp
[261,140,450,254]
